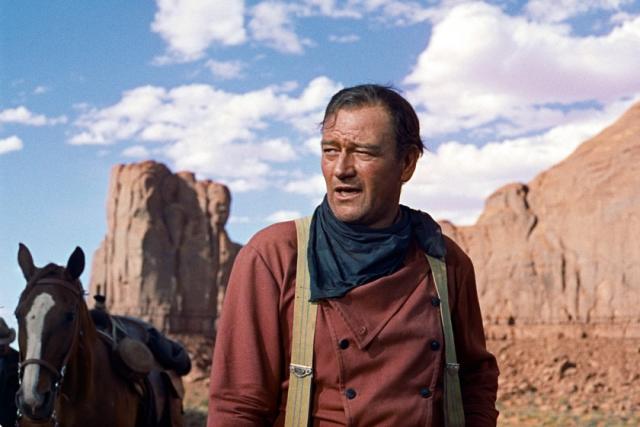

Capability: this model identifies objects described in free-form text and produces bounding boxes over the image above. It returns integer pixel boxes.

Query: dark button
[339,339,350,350]
[420,387,432,398]
[345,388,357,399]
[430,340,440,351]
[431,296,441,307]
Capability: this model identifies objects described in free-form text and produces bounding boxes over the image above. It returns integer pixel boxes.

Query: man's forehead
[323,105,390,125]
[322,106,392,139]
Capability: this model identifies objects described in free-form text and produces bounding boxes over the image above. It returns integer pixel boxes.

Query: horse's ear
[18,243,36,281]
[66,247,85,280]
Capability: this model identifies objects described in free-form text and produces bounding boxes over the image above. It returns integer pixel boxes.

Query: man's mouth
[334,186,361,199]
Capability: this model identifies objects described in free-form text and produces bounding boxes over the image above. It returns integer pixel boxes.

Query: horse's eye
[65,312,75,322]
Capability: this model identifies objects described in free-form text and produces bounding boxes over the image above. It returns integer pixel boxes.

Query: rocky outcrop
[89,161,241,336]
[445,102,640,337]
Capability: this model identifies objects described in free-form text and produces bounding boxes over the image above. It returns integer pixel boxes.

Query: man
[0,316,19,427]
[208,84,499,426]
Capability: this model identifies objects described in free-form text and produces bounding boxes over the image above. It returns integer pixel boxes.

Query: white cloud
[266,209,301,222]
[284,173,325,196]
[150,0,432,61]
[304,136,320,156]
[401,95,640,224]
[151,0,246,63]
[328,34,360,43]
[0,106,67,126]
[257,138,298,162]
[363,0,432,25]
[33,85,49,95]
[70,77,341,190]
[205,59,246,79]
[0,135,23,155]
[525,0,633,23]
[122,145,151,158]
[610,11,638,24]
[301,0,430,24]
[404,3,640,137]
[300,0,362,18]
[249,1,312,54]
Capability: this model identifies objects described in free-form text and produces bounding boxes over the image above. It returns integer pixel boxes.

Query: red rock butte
[89,161,241,337]
[442,101,640,338]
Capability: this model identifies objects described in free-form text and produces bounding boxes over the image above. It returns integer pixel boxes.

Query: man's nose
[334,152,355,179]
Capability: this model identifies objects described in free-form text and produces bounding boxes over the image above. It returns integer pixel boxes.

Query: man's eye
[355,150,374,157]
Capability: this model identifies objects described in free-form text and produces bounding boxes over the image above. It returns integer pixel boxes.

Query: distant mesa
[89,160,241,338]
[443,101,640,338]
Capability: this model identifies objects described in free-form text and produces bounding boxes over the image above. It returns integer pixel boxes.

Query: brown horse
[14,244,141,427]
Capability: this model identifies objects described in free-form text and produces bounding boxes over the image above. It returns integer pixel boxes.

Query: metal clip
[289,363,313,378]
[446,362,460,373]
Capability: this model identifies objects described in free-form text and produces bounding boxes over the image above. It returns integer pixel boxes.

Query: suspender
[426,254,466,427]
[285,216,318,427]
[285,217,465,427]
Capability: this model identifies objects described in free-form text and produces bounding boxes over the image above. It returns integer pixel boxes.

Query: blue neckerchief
[308,196,446,301]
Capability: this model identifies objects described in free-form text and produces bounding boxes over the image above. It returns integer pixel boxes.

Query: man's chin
[330,208,364,224]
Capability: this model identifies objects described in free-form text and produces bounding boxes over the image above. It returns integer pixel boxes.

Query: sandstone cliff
[443,102,640,337]
[89,161,241,336]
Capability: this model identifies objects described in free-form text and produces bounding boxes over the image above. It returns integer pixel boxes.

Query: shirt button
[430,340,440,351]
[420,387,432,398]
[431,296,441,307]
[345,388,357,399]
[358,326,367,336]
[339,339,350,349]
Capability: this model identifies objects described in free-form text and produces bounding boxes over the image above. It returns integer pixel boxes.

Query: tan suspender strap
[285,216,318,427]
[425,254,466,427]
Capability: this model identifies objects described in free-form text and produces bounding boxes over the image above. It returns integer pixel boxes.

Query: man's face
[321,105,418,228]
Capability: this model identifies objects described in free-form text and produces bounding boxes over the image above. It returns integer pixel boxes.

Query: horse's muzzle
[16,386,56,421]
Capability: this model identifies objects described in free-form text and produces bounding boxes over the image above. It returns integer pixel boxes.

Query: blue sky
[2,0,640,331]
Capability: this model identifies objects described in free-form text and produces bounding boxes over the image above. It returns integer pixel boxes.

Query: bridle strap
[20,358,62,381]
[30,278,84,298]
[18,276,83,385]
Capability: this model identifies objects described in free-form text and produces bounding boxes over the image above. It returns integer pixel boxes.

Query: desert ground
[180,335,640,426]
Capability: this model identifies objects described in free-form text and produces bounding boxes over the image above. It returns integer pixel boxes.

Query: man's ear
[400,146,421,183]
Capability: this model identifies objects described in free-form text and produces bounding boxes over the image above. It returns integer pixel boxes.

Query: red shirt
[209,221,499,426]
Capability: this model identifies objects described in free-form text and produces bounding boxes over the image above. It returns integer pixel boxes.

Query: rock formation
[443,102,640,337]
[89,161,241,336]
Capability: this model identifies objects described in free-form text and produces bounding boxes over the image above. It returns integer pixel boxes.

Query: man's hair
[321,84,425,157]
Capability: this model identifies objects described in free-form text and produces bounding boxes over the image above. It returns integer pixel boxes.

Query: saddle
[90,303,191,427]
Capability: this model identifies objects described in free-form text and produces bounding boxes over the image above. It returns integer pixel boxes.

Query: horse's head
[14,243,85,422]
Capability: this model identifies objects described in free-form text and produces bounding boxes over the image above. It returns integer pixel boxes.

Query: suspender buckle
[446,362,460,373]
[290,363,313,378]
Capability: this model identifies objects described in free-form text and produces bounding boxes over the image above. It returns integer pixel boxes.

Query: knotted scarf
[308,196,446,301]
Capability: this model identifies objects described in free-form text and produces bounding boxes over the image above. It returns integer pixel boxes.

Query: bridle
[15,276,84,427]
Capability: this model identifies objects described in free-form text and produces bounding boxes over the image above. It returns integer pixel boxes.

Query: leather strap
[20,358,62,381]
[426,254,466,427]
[285,216,318,427]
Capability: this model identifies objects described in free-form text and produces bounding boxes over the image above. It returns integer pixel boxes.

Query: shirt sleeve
[208,243,284,427]
[449,249,500,427]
